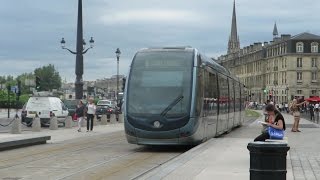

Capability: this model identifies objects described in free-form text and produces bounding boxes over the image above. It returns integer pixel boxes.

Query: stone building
[217,1,320,104]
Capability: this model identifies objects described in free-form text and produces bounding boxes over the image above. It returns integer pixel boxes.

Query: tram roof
[139,46,195,52]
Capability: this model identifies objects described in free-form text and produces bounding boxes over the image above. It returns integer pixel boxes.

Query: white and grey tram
[123,47,246,145]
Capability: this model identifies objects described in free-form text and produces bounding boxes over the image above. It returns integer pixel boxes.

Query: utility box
[247,141,290,180]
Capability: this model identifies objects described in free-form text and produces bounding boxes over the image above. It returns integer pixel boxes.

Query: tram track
[0,131,189,180]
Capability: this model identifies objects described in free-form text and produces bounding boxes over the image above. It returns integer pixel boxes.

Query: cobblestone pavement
[257,110,320,180]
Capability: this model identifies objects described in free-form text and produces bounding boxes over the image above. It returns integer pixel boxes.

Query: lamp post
[60,0,94,100]
[115,48,121,106]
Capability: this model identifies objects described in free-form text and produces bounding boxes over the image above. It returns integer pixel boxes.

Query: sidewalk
[0,111,319,179]
[0,123,124,144]
[140,110,320,180]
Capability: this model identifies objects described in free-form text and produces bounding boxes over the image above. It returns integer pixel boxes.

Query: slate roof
[291,32,320,40]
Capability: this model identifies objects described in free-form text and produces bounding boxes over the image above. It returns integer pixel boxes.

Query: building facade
[218,2,320,104]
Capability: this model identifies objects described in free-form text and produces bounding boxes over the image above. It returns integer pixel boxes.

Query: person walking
[75,100,85,132]
[290,98,306,132]
[86,98,96,132]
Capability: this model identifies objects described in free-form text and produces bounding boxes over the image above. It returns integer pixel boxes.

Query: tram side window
[218,74,229,114]
[203,71,218,116]
[228,78,235,113]
[196,68,204,116]
[208,72,218,115]
[235,82,241,112]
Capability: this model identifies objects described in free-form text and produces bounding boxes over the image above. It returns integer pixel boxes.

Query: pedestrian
[254,104,286,141]
[309,103,315,122]
[75,100,85,132]
[290,98,306,132]
[86,98,96,132]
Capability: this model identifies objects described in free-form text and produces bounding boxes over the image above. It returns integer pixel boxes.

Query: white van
[23,96,69,126]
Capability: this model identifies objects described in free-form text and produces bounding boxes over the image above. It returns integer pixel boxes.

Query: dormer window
[296,42,304,53]
[311,42,318,53]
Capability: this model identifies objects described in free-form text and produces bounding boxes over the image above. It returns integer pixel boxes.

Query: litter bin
[247,141,290,180]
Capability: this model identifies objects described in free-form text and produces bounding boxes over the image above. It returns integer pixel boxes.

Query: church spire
[228,0,240,54]
[273,22,278,38]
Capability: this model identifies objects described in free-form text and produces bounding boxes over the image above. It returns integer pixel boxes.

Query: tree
[34,64,62,91]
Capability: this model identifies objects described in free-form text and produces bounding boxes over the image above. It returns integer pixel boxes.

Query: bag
[72,113,78,121]
[268,126,284,140]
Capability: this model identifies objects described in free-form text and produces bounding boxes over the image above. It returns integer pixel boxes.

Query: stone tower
[273,22,279,38]
[227,0,240,54]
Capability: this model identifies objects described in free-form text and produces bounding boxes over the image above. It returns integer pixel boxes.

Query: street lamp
[115,48,121,106]
[60,0,94,100]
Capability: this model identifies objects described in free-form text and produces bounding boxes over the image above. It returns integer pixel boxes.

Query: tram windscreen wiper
[160,95,184,117]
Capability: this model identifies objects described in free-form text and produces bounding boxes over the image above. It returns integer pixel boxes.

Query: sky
[1,0,320,83]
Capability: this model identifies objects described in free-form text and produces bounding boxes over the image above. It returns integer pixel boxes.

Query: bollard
[118,113,124,123]
[32,116,41,132]
[247,141,290,180]
[107,114,111,122]
[65,116,73,128]
[11,116,21,134]
[93,115,98,126]
[101,114,108,125]
[49,116,58,130]
[110,114,116,124]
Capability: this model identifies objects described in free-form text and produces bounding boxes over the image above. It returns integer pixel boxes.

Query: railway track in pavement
[0,131,190,180]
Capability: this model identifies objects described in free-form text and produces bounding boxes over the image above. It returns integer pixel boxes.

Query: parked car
[63,99,78,120]
[96,100,115,119]
[23,96,69,126]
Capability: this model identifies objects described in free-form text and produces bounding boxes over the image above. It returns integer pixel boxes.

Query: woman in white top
[86,98,96,132]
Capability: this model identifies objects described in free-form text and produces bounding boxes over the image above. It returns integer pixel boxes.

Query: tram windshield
[127,50,193,117]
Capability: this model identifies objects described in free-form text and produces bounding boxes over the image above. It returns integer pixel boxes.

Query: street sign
[10,86,18,93]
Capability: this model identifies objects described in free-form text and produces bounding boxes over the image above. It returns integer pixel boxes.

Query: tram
[123,47,246,145]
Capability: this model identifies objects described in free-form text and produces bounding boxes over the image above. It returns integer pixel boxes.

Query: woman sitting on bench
[254,104,286,141]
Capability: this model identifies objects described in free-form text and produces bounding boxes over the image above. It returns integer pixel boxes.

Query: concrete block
[65,116,73,128]
[49,116,58,130]
[110,114,116,124]
[93,115,98,126]
[32,117,41,132]
[11,117,21,134]
[119,114,124,123]
[100,115,108,125]
[82,117,86,127]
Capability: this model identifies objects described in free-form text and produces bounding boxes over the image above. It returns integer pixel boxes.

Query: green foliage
[34,64,62,91]
[245,109,260,117]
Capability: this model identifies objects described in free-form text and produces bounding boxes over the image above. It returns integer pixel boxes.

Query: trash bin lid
[248,141,288,147]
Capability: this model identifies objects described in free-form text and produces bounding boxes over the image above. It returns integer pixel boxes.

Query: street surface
[0,130,189,180]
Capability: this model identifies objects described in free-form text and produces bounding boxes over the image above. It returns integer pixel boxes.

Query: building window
[312,90,317,94]
[297,90,302,94]
[296,42,304,53]
[297,72,302,81]
[312,72,317,80]
[312,58,317,67]
[297,58,302,67]
[311,42,318,53]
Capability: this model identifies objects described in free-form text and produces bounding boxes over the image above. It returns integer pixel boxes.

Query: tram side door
[227,79,235,129]
[217,74,229,134]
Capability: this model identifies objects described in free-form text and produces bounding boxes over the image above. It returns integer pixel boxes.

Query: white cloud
[99,9,205,25]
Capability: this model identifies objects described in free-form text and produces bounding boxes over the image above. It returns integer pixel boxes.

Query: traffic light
[122,77,126,92]
[35,76,41,91]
